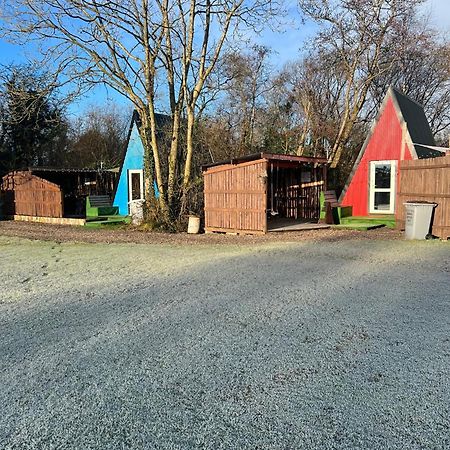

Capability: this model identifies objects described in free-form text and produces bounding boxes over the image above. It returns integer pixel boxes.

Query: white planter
[129,200,145,225]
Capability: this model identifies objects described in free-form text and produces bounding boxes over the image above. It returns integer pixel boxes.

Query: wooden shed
[1,168,117,221]
[203,153,328,234]
[1,171,63,218]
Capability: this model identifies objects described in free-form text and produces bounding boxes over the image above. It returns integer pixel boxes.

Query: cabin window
[369,161,396,214]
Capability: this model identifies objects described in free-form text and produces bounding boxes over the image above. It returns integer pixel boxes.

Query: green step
[340,215,396,228]
[334,223,386,231]
[84,215,131,228]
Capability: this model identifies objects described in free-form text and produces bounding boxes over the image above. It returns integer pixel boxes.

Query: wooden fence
[396,155,449,239]
[1,171,63,218]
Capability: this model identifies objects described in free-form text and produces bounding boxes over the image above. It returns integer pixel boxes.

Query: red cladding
[340,97,413,216]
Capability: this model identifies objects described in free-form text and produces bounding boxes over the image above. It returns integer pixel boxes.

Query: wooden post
[325,201,333,224]
[263,160,268,233]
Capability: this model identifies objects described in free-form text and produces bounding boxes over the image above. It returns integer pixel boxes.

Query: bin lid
[404,201,437,207]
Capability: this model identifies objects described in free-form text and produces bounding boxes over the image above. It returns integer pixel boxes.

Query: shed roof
[412,144,444,159]
[202,152,328,170]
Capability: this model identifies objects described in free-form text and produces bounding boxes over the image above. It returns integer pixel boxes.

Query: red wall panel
[340,98,413,216]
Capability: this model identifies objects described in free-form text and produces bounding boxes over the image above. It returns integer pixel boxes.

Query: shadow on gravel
[0,240,448,449]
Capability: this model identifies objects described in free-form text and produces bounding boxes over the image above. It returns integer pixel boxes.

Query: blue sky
[0,0,448,118]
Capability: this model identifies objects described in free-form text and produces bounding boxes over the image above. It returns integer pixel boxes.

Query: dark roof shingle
[391,88,436,159]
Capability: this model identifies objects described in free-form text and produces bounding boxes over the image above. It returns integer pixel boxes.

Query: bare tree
[281,55,347,158]
[65,103,129,169]
[369,30,450,137]
[157,4,281,213]
[260,69,302,154]
[1,0,280,222]
[298,0,425,167]
[215,45,273,154]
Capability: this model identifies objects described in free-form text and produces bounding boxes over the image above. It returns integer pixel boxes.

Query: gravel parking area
[0,235,449,449]
[0,219,403,245]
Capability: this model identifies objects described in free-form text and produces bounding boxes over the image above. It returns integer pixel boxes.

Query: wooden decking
[13,215,86,226]
[267,218,330,232]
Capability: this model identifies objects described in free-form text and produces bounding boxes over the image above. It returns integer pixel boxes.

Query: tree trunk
[330,120,352,168]
[330,86,369,168]
[167,109,181,205]
[141,110,169,221]
[297,98,311,156]
[183,107,195,188]
[181,106,196,214]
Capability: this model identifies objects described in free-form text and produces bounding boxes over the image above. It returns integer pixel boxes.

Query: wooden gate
[1,171,63,218]
[203,160,267,234]
[396,155,449,239]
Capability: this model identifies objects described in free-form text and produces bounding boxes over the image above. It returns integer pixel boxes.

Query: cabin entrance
[127,169,144,214]
[369,160,396,214]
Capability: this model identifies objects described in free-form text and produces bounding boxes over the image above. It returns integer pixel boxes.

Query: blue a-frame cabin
[113,111,170,215]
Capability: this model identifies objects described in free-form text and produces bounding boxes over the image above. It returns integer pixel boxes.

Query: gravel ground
[0,234,449,449]
[0,220,403,245]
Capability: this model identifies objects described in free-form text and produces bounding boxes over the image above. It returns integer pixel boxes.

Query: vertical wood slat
[1,171,63,218]
[396,155,449,239]
[203,160,267,233]
[271,166,322,221]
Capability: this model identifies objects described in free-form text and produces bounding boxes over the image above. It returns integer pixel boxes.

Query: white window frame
[128,169,144,203]
[369,160,396,214]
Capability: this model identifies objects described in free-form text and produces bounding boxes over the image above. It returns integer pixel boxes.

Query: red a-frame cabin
[339,87,443,216]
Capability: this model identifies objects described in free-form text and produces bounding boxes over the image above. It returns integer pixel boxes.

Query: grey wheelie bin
[404,201,436,240]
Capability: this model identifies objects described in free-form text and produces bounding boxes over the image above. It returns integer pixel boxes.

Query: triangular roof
[125,110,172,145]
[112,110,172,200]
[118,109,172,170]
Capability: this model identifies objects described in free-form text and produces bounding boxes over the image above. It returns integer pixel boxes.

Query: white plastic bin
[404,202,436,240]
[187,216,200,234]
[129,199,145,225]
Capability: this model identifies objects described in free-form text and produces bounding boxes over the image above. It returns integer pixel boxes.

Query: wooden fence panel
[204,160,267,233]
[1,171,63,218]
[396,155,449,239]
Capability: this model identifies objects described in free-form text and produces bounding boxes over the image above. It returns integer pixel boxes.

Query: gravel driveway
[0,236,449,449]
